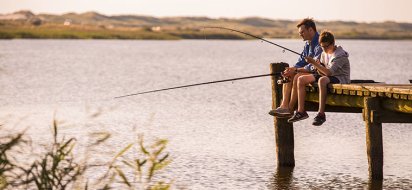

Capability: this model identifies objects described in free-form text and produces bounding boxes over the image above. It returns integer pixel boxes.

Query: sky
[1,0,411,23]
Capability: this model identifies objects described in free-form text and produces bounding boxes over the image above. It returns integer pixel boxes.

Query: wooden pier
[270,62,412,180]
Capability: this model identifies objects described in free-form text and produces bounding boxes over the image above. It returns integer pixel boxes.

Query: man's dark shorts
[313,74,340,84]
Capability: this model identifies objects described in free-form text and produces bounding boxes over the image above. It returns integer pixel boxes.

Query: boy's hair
[319,30,335,45]
[296,18,317,32]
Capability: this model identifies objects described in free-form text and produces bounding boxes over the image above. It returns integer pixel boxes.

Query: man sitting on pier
[269,18,322,117]
[288,30,351,126]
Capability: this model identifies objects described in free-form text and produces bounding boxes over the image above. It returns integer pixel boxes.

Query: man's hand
[282,67,295,77]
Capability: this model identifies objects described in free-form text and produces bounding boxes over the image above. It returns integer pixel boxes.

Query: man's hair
[296,18,317,32]
[319,30,335,45]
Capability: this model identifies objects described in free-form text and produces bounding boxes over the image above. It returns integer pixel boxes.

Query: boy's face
[320,42,334,53]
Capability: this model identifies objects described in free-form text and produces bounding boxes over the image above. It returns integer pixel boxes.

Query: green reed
[104,134,171,190]
[20,120,83,190]
[0,115,173,190]
[0,127,28,189]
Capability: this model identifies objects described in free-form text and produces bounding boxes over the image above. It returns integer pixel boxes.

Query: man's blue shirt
[294,32,322,70]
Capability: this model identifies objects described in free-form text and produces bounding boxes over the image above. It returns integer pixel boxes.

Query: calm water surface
[0,39,412,189]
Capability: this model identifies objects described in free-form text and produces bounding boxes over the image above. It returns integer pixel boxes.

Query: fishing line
[203,26,302,56]
[114,72,282,99]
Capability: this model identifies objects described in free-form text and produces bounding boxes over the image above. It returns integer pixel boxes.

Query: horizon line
[2,9,412,24]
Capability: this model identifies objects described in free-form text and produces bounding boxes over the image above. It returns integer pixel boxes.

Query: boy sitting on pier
[288,30,350,126]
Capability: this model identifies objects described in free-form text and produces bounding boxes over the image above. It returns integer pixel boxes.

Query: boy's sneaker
[287,111,309,123]
[312,113,326,126]
[268,107,292,117]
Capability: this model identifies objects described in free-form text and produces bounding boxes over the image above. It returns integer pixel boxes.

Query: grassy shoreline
[1,24,412,40]
[1,12,412,40]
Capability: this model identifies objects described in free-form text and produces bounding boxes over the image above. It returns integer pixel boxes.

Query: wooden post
[368,178,383,190]
[270,62,295,167]
[363,97,383,180]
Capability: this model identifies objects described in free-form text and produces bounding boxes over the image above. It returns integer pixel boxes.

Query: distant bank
[1,10,412,40]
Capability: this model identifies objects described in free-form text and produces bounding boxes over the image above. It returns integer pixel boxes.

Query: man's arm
[294,44,309,68]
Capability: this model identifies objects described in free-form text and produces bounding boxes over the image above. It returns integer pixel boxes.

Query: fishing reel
[277,76,290,84]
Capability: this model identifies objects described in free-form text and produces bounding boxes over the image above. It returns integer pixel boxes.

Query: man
[269,18,322,117]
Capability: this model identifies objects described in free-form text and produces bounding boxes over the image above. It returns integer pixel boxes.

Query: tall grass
[0,116,173,190]
[0,128,28,189]
[106,135,171,190]
[20,121,83,189]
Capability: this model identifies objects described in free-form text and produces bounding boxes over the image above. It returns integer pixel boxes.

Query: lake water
[0,39,411,189]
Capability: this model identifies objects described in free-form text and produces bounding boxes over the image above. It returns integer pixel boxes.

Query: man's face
[298,25,312,41]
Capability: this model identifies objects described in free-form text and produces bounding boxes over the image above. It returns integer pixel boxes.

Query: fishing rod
[203,26,302,56]
[114,72,281,99]
[114,27,297,99]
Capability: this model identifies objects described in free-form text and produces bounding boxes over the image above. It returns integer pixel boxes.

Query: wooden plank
[343,89,350,95]
[381,99,412,114]
[393,94,400,99]
[305,101,362,113]
[306,91,412,114]
[330,84,358,92]
[400,94,408,100]
[309,83,412,99]
[366,86,392,92]
[334,84,412,96]
[385,92,392,98]
[373,109,412,123]
[305,92,364,108]
[392,87,412,95]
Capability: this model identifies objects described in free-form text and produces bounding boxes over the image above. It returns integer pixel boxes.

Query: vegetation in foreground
[1,10,412,40]
[0,114,173,190]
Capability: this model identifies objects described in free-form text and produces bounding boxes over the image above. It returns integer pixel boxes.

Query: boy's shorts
[313,74,340,84]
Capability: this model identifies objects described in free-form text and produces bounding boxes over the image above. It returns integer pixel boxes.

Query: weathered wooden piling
[270,62,412,180]
[363,97,383,180]
[270,62,294,167]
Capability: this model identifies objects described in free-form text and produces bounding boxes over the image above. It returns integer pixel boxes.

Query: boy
[287,30,350,126]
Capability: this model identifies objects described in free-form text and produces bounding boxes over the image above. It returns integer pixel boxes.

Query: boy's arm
[304,57,332,76]
[328,57,348,75]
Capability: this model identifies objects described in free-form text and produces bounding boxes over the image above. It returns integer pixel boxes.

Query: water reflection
[267,166,412,189]
[368,179,382,190]
[268,167,295,190]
